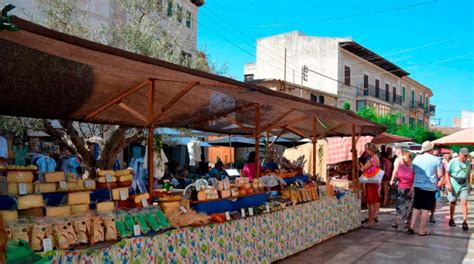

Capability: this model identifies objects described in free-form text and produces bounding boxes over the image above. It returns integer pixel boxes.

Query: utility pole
[301,65,308,98]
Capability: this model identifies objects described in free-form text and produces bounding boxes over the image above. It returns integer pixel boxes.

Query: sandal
[462,222,469,231]
[429,217,436,223]
[418,232,430,236]
[392,224,398,229]
[407,228,415,234]
[449,219,456,227]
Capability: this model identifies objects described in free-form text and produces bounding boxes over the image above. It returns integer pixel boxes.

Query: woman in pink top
[390,151,414,229]
[242,152,262,181]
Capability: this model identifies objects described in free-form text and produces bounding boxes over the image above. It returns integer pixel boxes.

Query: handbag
[451,176,467,185]
[359,169,384,184]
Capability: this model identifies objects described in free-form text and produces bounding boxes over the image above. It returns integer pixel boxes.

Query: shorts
[447,188,469,202]
[413,187,436,210]
[365,183,380,204]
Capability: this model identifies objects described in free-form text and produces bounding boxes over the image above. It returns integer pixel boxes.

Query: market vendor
[209,160,227,180]
[243,152,262,181]
[175,164,189,188]
[263,151,279,172]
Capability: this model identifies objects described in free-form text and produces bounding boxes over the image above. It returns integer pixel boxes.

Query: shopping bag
[359,169,384,184]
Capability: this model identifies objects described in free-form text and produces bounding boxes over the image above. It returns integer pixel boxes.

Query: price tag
[241,208,246,218]
[119,190,127,201]
[85,180,93,188]
[223,181,229,190]
[179,206,188,214]
[59,181,67,190]
[266,204,270,213]
[106,174,113,183]
[42,238,53,252]
[141,199,148,208]
[133,224,141,236]
[225,211,231,221]
[248,208,254,216]
[18,183,27,195]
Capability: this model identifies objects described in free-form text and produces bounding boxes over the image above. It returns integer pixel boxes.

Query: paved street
[278,194,474,263]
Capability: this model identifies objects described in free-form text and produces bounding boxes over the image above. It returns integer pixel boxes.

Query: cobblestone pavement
[277,194,474,263]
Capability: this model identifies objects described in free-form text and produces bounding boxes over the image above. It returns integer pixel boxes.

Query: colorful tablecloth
[42,194,361,263]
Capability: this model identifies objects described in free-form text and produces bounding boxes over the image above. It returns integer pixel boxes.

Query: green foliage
[357,107,442,143]
[342,101,351,110]
[0,116,43,136]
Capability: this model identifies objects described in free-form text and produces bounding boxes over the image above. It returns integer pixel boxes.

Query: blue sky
[197,0,474,126]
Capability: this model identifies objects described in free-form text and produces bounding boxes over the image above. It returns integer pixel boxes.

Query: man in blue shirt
[409,141,444,236]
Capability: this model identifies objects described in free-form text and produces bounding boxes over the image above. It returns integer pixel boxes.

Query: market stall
[0,16,385,263]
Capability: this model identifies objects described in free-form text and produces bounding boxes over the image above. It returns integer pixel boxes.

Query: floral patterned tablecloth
[42,193,360,263]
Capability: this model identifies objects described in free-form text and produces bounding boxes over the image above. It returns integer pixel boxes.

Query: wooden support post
[148,79,155,119]
[255,104,261,178]
[351,123,357,193]
[147,127,154,192]
[312,117,317,177]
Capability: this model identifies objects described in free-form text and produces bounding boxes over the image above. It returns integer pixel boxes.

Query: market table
[40,193,360,263]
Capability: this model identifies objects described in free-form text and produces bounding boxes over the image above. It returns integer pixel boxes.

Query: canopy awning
[371,132,412,144]
[0,17,385,139]
[208,135,263,148]
[433,128,474,146]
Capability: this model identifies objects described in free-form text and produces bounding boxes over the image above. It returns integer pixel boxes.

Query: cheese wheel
[96,201,115,213]
[111,188,129,201]
[197,191,207,201]
[46,206,71,217]
[45,172,65,183]
[66,182,80,191]
[97,176,117,183]
[68,191,91,205]
[115,169,132,176]
[0,210,18,222]
[84,180,96,190]
[18,207,44,217]
[70,204,90,215]
[118,174,132,182]
[34,183,57,193]
[17,194,44,209]
[8,183,33,195]
[7,171,34,183]
[98,170,116,177]
[133,193,150,204]
[220,189,231,198]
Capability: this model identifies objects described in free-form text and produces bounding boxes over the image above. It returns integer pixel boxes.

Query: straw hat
[421,141,434,153]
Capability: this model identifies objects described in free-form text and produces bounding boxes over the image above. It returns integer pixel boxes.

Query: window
[411,90,415,108]
[180,51,192,67]
[385,83,390,102]
[167,0,173,16]
[176,4,183,22]
[419,94,423,108]
[344,66,351,86]
[409,117,415,127]
[363,74,368,88]
[402,86,406,102]
[392,86,396,103]
[186,11,192,28]
[310,94,325,104]
[375,79,380,98]
[356,100,366,111]
[401,115,406,124]
[244,74,254,82]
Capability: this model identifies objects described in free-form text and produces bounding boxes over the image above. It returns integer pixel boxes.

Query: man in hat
[446,147,472,230]
[409,141,444,236]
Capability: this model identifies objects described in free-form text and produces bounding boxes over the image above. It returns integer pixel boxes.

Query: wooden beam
[192,103,258,127]
[117,102,148,124]
[312,117,317,177]
[147,127,155,192]
[315,123,345,140]
[85,80,151,120]
[255,104,261,178]
[285,126,306,138]
[351,124,357,193]
[148,79,155,119]
[259,108,295,133]
[224,115,254,133]
[271,115,311,131]
[269,127,287,149]
[148,82,199,126]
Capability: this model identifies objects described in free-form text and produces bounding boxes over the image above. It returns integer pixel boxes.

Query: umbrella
[207,135,264,148]
[433,128,474,146]
[164,137,212,147]
[260,136,306,147]
[371,132,412,144]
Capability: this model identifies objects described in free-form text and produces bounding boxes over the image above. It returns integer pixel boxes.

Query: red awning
[371,132,412,144]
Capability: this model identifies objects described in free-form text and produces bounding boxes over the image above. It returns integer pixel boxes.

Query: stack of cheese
[251,178,265,192]
[235,177,253,196]
[197,186,219,201]
[96,170,117,189]
[17,194,44,217]
[115,169,133,187]
[216,178,231,198]
[7,171,34,196]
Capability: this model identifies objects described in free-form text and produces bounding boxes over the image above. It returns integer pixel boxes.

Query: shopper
[242,151,261,181]
[390,151,414,229]
[360,143,381,227]
[409,141,443,236]
[446,148,472,230]
[381,152,393,206]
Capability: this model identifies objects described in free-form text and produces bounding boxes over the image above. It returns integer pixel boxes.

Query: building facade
[5,0,203,64]
[244,31,435,127]
[453,110,474,128]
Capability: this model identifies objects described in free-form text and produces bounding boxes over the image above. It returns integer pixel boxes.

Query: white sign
[179,206,188,214]
[225,211,231,221]
[266,204,270,213]
[85,180,93,188]
[105,174,113,183]
[119,190,127,201]
[42,238,53,252]
[141,199,148,208]
[133,224,141,236]
[18,183,27,195]
[248,208,254,216]
[241,208,246,218]
[59,181,67,190]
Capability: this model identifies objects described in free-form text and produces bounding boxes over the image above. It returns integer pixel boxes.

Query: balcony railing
[357,84,402,105]
[428,104,436,116]
[410,101,424,110]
